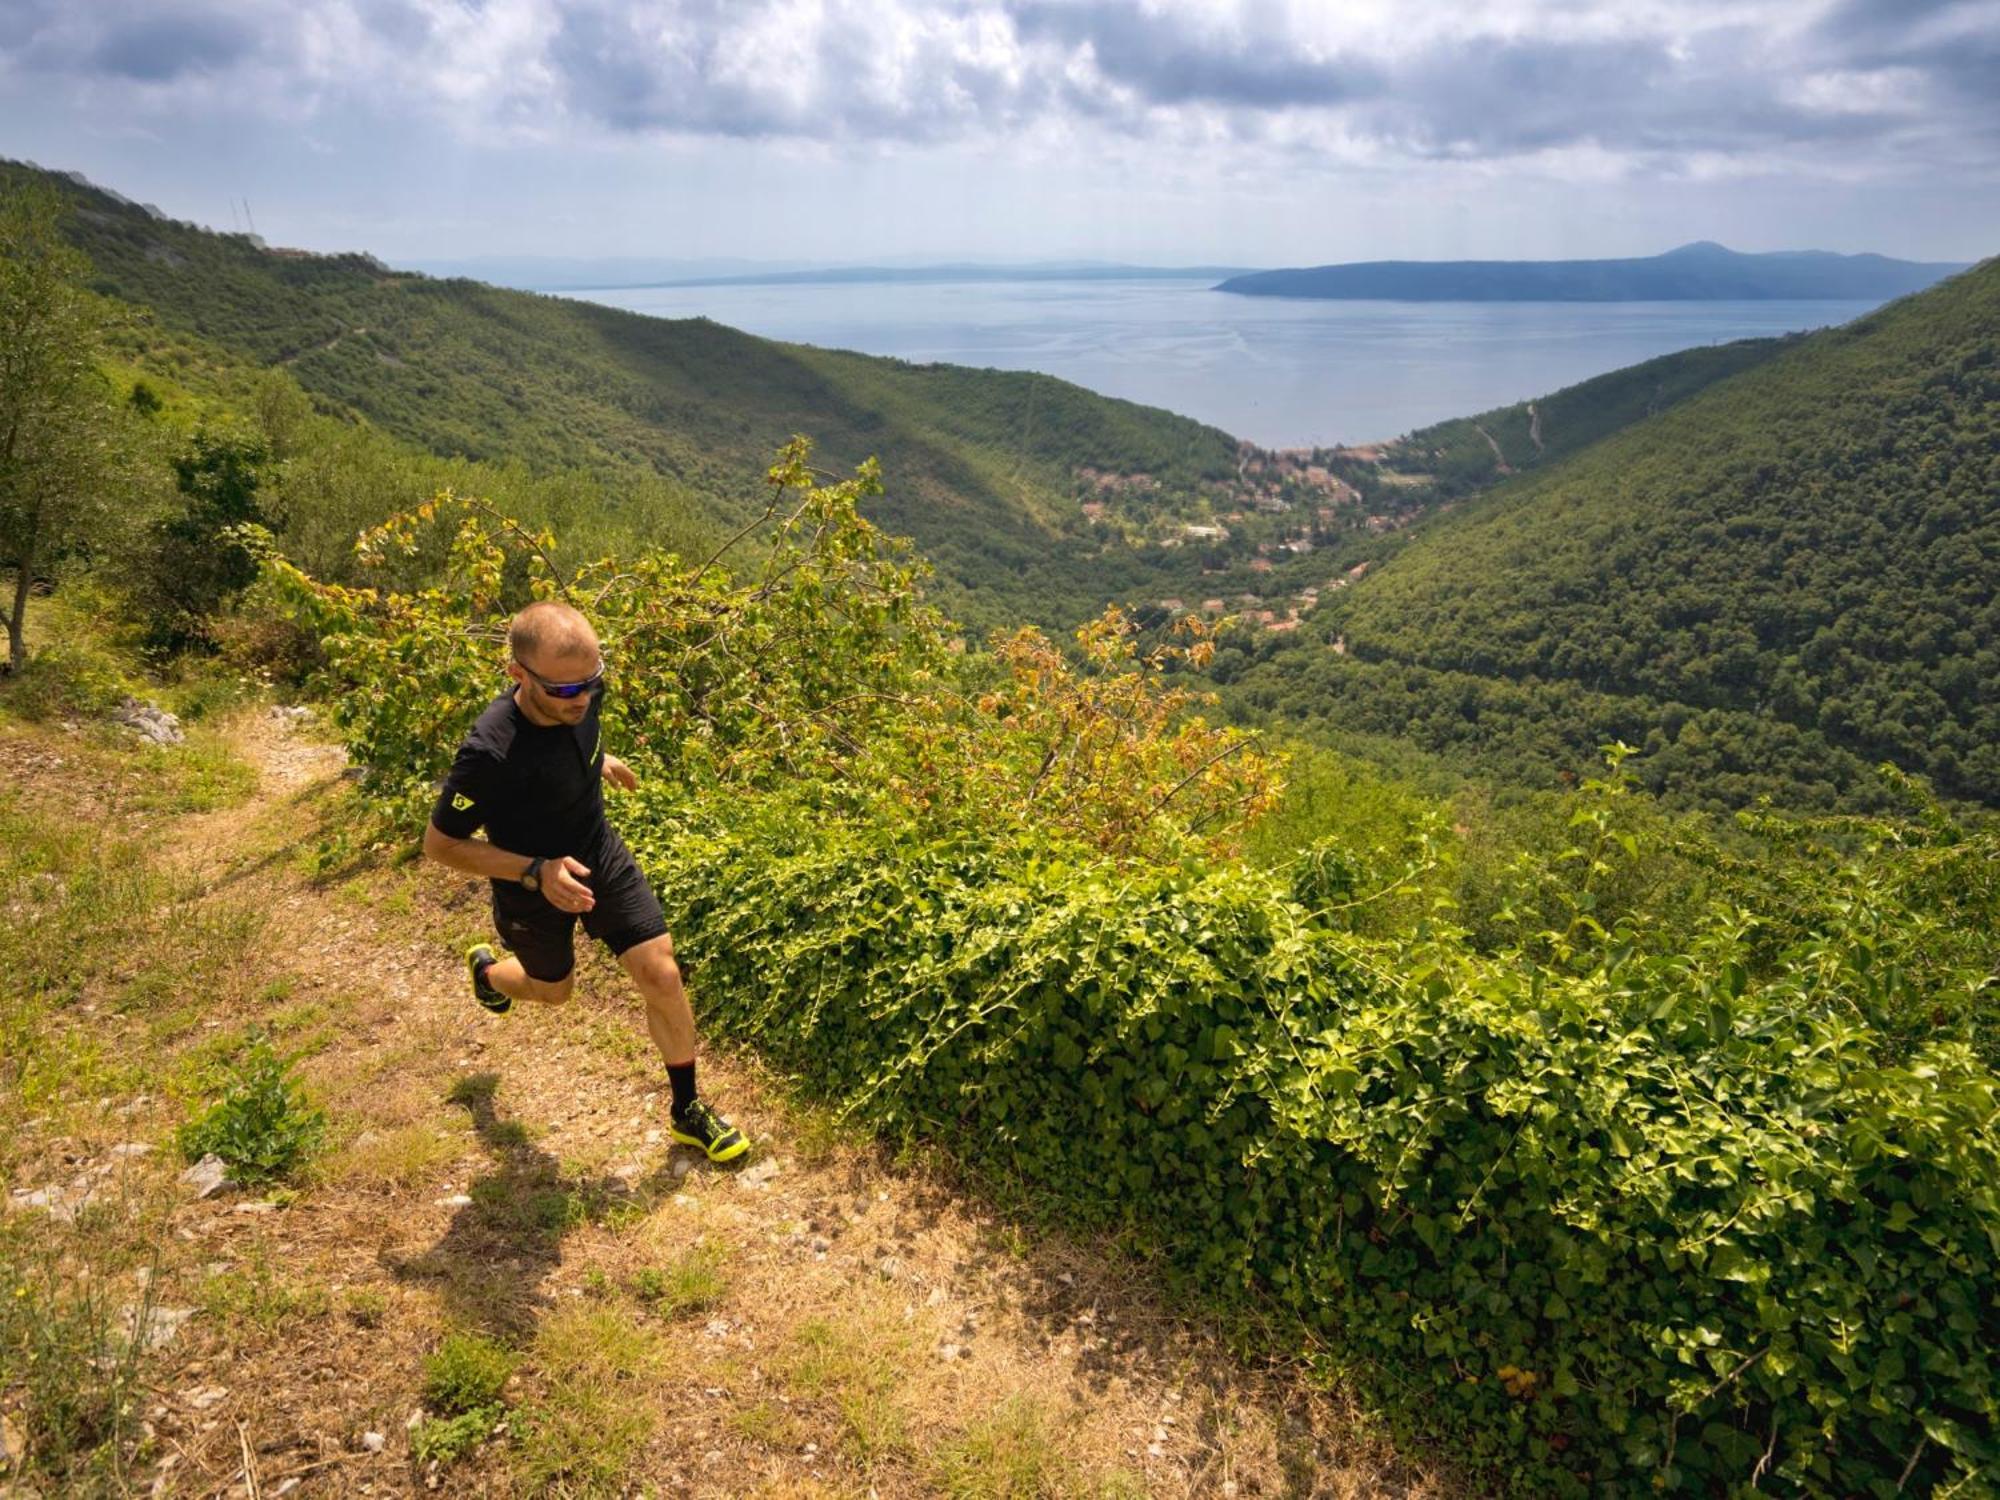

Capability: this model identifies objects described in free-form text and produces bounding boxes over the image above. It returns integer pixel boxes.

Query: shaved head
[509,600,598,669]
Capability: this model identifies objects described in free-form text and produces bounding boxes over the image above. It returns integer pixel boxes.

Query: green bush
[0,638,129,720]
[639,787,2000,1497]
[410,1406,501,1465]
[423,1332,515,1414]
[177,1038,325,1185]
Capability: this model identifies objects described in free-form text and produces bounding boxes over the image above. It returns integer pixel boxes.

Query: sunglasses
[514,658,606,700]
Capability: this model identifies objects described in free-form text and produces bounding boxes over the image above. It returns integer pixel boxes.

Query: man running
[422,599,747,1163]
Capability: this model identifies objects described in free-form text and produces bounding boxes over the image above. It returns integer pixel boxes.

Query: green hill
[12,162,1250,631]
[1237,259,2000,810]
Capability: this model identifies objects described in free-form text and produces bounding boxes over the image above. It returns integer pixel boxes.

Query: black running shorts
[488,829,668,982]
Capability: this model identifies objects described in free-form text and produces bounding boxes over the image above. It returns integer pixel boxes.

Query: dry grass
[1,697,1464,1499]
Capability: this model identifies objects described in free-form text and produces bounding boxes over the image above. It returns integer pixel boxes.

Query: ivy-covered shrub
[632,786,1999,1496]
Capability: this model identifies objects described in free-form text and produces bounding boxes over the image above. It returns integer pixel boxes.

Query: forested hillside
[10,162,1246,630]
[1231,259,1999,810]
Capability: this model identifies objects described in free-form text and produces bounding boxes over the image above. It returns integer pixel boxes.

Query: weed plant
[177,1037,327,1185]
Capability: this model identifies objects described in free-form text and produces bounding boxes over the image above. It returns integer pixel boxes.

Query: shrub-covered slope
[1253,258,2000,809]
[10,161,1240,631]
[273,476,2000,1498]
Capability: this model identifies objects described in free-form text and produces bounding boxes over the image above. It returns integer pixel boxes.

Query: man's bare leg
[618,933,694,1065]
[482,954,574,1006]
[620,933,746,1161]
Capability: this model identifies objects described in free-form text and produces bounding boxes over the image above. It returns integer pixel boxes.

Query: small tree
[0,184,131,668]
[136,430,275,654]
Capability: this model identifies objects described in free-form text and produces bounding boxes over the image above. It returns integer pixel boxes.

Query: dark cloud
[1009,1,1381,109]
[2,1,269,85]
[90,12,256,81]
[547,0,1055,143]
[1362,34,1876,160]
[1810,0,2000,139]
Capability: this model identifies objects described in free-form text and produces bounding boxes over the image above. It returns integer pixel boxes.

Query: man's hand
[604,753,638,792]
[544,856,596,913]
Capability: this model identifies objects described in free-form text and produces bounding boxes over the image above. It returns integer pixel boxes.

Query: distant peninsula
[1215,242,1969,302]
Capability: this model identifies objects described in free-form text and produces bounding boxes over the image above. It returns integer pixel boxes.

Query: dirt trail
[25,710,1450,1498]
[1469,425,1511,474]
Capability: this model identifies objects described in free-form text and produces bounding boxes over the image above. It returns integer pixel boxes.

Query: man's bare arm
[421,825,597,912]
[422,822,537,881]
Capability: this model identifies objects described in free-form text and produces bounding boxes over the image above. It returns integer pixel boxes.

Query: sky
[2,0,1996,269]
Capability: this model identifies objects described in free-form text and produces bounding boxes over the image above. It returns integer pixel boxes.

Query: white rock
[180,1154,230,1199]
[938,1343,962,1361]
[122,1304,194,1352]
[360,1431,386,1453]
[735,1157,780,1188]
[435,1194,473,1207]
[115,697,184,746]
[232,1201,279,1214]
[644,1129,663,1145]
[109,1142,155,1158]
[186,1387,229,1411]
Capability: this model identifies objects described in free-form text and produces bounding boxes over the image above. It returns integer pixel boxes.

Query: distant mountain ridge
[1217,242,1969,302]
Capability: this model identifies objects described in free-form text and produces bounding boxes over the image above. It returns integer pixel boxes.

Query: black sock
[668,1060,697,1119]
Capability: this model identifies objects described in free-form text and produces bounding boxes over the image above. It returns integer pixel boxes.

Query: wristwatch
[520,856,545,892]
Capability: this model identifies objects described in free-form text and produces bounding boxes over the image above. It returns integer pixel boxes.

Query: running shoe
[465,944,511,1015]
[669,1100,749,1163]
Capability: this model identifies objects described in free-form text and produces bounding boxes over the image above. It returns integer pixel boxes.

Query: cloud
[1009,1,1382,110]
[2,0,1994,179]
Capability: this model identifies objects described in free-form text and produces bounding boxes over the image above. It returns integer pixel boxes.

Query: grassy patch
[631,1241,728,1319]
[0,794,174,1123]
[343,1286,388,1328]
[510,1304,663,1495]
[932,1396,1071,1499]
[779,1304,918,1469]
[130,732,258,813]
[330,1120,461,1188]
[198,1243,332,1336]
[729,1397,812,1451]
[0,1193,171,1490]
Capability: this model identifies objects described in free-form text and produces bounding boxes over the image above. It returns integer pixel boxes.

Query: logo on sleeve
[451,793,475,811]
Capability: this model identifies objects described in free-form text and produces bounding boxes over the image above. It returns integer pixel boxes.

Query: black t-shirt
[429,689,611,862]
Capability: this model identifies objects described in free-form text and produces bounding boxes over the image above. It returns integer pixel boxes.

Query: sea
[563,276,1882,450]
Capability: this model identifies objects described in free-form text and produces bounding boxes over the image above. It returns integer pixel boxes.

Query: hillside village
[1078,438,1450,632]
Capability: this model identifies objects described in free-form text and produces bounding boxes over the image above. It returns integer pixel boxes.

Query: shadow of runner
[384,1071,645,1339]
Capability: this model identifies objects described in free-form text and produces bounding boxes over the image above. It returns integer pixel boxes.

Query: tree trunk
[6,512,35,670]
